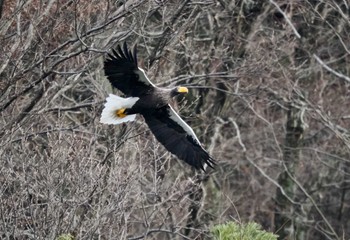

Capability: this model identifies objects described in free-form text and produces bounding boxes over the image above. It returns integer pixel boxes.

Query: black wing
[104,42,155,97]
[142,105,215,170]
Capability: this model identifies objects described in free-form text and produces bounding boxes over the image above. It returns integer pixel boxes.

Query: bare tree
[1,0,349,239]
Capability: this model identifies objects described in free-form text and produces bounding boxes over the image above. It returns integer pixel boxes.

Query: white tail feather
[100,94,139,125]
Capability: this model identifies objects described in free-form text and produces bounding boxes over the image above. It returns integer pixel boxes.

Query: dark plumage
[101,43,215,171]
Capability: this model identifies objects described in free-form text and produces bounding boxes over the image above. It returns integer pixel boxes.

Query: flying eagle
[100,43,215,170]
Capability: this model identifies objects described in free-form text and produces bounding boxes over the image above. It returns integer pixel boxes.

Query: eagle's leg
[116,108,127,118]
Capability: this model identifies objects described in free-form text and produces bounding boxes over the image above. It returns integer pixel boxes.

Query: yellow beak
[177,87,189,93]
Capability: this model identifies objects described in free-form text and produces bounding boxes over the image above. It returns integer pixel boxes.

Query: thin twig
[245,155,299,205]
[313,54,350,83]
[269,0,301,39]
[229,117,246,152]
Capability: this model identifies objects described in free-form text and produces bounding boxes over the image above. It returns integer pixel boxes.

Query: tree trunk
[275,102,306,239]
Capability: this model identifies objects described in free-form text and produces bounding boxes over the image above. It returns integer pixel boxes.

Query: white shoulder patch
[100,94,139,125]
[136,68,157,87]
[167,105,201,144]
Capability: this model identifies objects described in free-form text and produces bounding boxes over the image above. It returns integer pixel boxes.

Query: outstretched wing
[104,42,155,97]
[143,105,215,170]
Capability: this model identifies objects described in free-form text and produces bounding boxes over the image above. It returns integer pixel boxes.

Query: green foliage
[56,234,74,240]
[211,222,278,240]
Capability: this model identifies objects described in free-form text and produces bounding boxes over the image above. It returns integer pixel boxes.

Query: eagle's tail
[100,94,139,124]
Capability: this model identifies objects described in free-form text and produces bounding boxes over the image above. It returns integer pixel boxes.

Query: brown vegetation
[1,0,349,239]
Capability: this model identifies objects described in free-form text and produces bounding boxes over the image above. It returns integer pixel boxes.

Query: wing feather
[143,105,215,170]
[168,105,200,143]
[104,43,155,97]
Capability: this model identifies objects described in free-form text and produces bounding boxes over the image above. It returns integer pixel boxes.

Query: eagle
[100,43,215,171]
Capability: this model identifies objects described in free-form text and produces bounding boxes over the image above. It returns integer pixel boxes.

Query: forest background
[1,0,349,239]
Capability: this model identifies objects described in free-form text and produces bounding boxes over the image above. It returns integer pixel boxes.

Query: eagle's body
[100,43,215,170]
[128,88,171,113]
